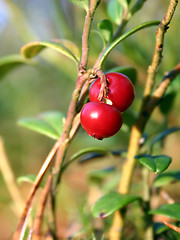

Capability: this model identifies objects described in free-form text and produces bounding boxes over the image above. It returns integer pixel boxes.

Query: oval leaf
[149,203,180,221]
[136,155,172,173]
[98,19,113,44]
[107,0,124,25]
[17,174,45,188]
[68,0,89,11]
[91,192,141,218]
[154,171,180,187]
[18,111,65,140]
[21,39,80,63]
[0,55,29,79]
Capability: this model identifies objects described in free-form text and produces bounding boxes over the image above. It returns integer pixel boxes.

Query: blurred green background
[0,0,180,239]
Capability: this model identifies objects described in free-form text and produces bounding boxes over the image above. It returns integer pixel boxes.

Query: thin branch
[79,0,100,72]
[0,137,25,218]
[109,63,180,240]
[13,107,85,240]
[33,175,52,240]
[160,190,175,204]
[142,0,178,108]
[13,138,61,240]
[142,167,153,240]
[163,221,180,234]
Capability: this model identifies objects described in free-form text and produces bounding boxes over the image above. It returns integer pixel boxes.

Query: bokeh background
[0,0,180,239]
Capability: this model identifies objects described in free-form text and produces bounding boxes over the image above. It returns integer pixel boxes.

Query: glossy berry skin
[80,102,122,140]
[89,72,135,112]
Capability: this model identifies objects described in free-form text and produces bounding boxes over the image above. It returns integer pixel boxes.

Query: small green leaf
[98,19,113,44]
[151,127,180,148]
[107,0,124,25]
[68,0,89,11]
[17,174,45,188]
[97,20,160,68]
[149,203,180,221]
[154,171,180,187]
[0,55,29,79]
[92,192,141,218]
[136,155,172,173]
[106,66,137,84]
[18,111,65,140]
[21,39,80,63]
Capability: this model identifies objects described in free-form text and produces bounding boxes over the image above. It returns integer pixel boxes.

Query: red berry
[89,72,135,112]
[80,102,122,140]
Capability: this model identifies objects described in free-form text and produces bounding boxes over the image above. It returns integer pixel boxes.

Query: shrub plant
[0,0,180,239]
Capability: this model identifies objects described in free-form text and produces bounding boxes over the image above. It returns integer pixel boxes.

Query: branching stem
[110,62,180,239]
[142,0,178,109]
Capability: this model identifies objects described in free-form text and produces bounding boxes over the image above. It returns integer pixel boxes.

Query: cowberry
[89,72,135,112]
[80,102,122,140]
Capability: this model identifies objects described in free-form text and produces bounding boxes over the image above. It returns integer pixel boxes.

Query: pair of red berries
[80,72,135,140]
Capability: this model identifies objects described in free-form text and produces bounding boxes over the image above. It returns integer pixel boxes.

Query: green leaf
[149,203,180,221]
[21,39,80,63]
[62,147,109,171]
[68,0,89,11]
[136,155,172,173]
[92,192,141,218]
[18,111,65,140]
[98,19,113,44]
[106,66,137,84]
[98,20,160,68]
[17,174,45,188]
[154,171,180,187]
[151,127,180,148]
[0,55,29,79]
[107,0,124,25]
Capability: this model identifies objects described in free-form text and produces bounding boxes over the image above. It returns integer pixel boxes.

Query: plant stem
[142,167,153,240]
[142,0,178,109]
[0,137,25,218]
[79,0,99,71]
[33,175,52,240]
[109,63,180,240]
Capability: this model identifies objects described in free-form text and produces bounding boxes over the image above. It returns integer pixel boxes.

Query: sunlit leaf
[92,192,141,218]
[149,203,180,221]
[17,174,45,188]
[154,171,180,187]
[0,55,29,79]
[106,66,137,84]
[21,39,80,63]
[68,0,89,11]
[98,19,113,44]
[18,111,65,139]
[136,155,172,173]
[107,0,123,25]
